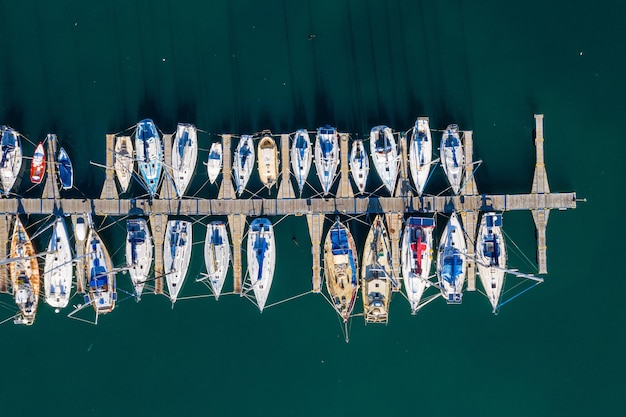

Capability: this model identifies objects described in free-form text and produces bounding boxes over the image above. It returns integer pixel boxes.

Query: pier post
[71,214,87,294]
[218,134,236,200]
[99,134,119,200]
[337,133,353,198]
[159,134,175,199]
[150,214,167,295]
[42,134,58,200]
[306,213,324,293]
[460,130,478,291]
[531,114,550,274]
[0,214,11,293]
[228,214,246,294]
[277,134,295,199]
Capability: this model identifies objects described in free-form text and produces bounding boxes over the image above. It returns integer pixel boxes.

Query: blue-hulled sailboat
[58,147,73,190]
[135,119,163,197]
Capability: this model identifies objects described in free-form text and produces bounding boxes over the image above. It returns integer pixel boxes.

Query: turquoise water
[0,1,623,416]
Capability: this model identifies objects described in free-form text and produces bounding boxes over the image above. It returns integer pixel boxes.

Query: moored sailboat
[85,225,116,315]
[324,219,359,322]
[126,218,153,301]
[135,119,163,197]
[246,218,275,312]
[114,135,134,193]
[233,135,255,196]
[440,124,464,195]
[409,118,432,196]
[291,129,312,195]
[203,221,231,300]
[349,139,369,194]
[164,220,193,304]
[58,147,73,190]
[476,212,507,313]
[9,217,40,325]
[44,217,73,310]
[30,142,46,184]
[314,125,339,195]
[361,215,394,324]
[0,125,22,194]
[257,133,279,190]
[401,216,435,314]
[436,212,467,304]
[171,123,198,198]
[205,142,223,184]
[370,125,398,195]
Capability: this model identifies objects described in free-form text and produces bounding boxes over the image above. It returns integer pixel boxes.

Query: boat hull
[361,215,393,324]
[204,221,231,299]
[58,147,73,190]
[206,142,223,184]
[409,119,432,196]
[257,135,279,190]
[314,126,339,195]
[247,218,275,311]
[171,123,198,198]
[440,124,464,195]
[44,217,73,309]
[10,217,40,325]
[476,212,507,312]
[370,125,398,194]
[436,212,467,304]
[30,142,46,184]
[324,220,359,322]
[126,218,153,300]
[114,135,134,193]
[349,139,369,194]
[291,129,312,195]
[0,126,23,194]
[401,216,435,314]
[135,119,163,197]
[85,227,116,314]
[234,135,255,196]
[164,220,193,303]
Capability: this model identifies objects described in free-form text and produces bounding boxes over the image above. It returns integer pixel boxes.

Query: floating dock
[0,115,578,299]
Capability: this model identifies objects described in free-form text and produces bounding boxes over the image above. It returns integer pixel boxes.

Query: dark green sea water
[0,1,623,416]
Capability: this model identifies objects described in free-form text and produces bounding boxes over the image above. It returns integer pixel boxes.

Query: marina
[0,114,579,331]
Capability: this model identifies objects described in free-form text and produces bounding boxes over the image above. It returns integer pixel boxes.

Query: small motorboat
[205,142,223,184]
[440,124,464,195]
[257,133,279,190]
[164,220,193,304]
[476,212,507,313]
[203,221,231,300]
[246,218,275,312]
[0,125,23,194]
[290,129,312,195]
[369,125,398,195]
[30,142,46,184]
[135,119,163,197]
[44,217,73,310]
[401,216,435,314]
[58,147,73,190]
[349,139,369,194]
[314,125,339,195]
[85,225,116,315]
[171,123,198,198]
[409,118,432,196]
[126,218,153,301]
[361,215,394,324]
[114,135,134,193]
[324,219,359,322]
[9,217,40,325]
[233,135,255,196]
[436,212,467,304]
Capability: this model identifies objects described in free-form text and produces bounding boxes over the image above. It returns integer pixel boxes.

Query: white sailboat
[349,139,369,194]
[171,123,198,198]
[114,136,134,193]
[205,142,223,184]
[164,220,193,304]
[291,129,312,195]
[314,125,339,195]
[409,118,432,196]
[361,215,394,324]
[246,218,275,312]
[0,125,22,195]
[44,217,73,310]
[135,119,163,197]
[234,135,255,196]
[257,133,279,190]
[401,216,435,314]
[476,212,507,313]
[440,124,464,195]
[203,221,231,300]
[85,225,116,315]
[436,212,467,304]
[126,218,153,301]
[369,125,398,194]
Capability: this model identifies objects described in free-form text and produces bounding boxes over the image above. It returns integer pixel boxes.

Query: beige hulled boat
[361,215,393,324]
[324,219,359,322]
[10,217,40,325]
[257,134,279,190]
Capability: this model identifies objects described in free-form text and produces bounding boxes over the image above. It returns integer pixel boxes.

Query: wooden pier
[0,115,578,298]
